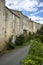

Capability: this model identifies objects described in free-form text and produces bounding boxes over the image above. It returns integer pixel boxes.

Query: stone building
[0,0,5,38]
[28,19,33,33]
[0,0,42,51]
[22,15,29,36]
[5,7,20,39]
[0,0,20,51]
[33,22,42,33]
[0,0,6,51]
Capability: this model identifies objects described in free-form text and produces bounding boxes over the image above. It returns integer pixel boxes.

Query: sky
[5,0,43,24]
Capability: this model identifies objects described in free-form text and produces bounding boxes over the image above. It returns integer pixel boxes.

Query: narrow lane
[0,45,30,65]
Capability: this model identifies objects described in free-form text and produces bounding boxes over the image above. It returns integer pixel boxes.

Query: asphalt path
[0,45,30,65]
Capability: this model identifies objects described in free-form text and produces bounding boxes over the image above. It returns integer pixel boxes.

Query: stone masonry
[0,0,42,51]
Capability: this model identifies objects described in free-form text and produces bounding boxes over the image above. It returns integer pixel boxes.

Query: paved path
[0,45,30,65]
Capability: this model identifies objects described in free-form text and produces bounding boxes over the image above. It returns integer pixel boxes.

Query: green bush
[34,35,43,43]
[7,35,15,49]
[41,35,43,43]
[27,34,43,43]
[21,55,43,65]
[21,40,43,65]
[29,40,43,57]
[15,34,25,46]
[21,27,43,65]
[31,34,41,40]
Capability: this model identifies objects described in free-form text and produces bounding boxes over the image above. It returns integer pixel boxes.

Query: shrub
[7,35,15,49]
[28,34,43,43]
[21,39,43,65]
[15,34,25,46]
[29,40,43,57]
[21,55,43,65]
[34,35,43,43]
[40,35,43,43]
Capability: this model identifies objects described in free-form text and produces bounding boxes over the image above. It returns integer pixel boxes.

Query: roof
[5,7,43,25]
[5,6,20,18]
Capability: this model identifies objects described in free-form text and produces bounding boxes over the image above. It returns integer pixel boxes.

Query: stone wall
[22,16,29,34]
[5,7,13,39]
[0,0,42,51]
[0,0,6,51]
[11,11,23,35]
[5,7,21,42]
[0,0,5,39]
[14,16,20,36]
[33,22,42,33]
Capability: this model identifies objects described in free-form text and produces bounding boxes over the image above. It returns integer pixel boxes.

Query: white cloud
[39,2,43,7]
[5,0,43,24]
[35,9,43,15]
[28,15,43,24]
[6,0,39,11]
[40,10,43,12]
[29,9,43,15]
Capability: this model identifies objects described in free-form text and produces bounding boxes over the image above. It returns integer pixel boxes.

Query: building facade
[0,0,6,51]
[0,0,42,51]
